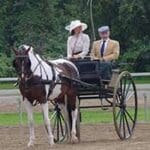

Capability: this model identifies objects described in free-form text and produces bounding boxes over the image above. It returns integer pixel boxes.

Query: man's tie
[100,40,106,57]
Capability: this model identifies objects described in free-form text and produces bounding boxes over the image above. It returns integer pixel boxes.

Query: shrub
[0,54,16,77]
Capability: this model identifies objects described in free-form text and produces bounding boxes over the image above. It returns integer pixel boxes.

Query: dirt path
[0,88,150,150]
[0,123,150,150]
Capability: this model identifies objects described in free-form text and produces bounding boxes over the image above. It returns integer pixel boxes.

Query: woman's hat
[65,20,87,33]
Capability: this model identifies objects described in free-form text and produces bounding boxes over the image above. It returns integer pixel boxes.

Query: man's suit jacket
[91,39,120,61]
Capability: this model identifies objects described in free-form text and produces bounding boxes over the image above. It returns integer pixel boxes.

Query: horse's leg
[23,99,35,147]
[68,95,78,143]
[71,107,78,143]
[41,102,54,146]
[59,95,71,142]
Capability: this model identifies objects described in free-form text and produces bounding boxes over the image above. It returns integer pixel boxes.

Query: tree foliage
[0,0,149,76]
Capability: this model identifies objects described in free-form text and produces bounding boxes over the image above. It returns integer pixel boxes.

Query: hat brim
[99,30,109,33]
[65,23,87,33]
[98,26,110,33]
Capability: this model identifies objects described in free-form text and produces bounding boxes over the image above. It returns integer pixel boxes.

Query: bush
[119,39,150,72]
[0,54,16,77]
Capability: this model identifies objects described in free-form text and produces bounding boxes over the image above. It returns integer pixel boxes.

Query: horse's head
[12,45,32,79]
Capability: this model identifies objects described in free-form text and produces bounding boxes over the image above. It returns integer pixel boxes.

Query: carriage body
[74,59,102,95]
[72,58,138,140]
[73,58,114,99]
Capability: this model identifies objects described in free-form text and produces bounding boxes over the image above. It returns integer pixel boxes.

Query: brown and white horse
[12,45,79,147]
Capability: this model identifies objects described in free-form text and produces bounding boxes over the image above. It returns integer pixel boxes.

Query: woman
[65,20,90,59]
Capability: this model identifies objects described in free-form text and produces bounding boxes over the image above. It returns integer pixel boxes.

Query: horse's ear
[12,47,18,55]
[25,46,31,55]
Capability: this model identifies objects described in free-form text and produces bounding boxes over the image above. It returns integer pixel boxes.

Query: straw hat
[65,20,87,33]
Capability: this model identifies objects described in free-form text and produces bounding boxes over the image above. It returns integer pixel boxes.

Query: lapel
[96,40,102,55]
[104,39,112,55]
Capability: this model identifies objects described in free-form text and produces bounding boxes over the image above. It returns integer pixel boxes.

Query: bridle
[15,53,51,82]
[14,55,30,80]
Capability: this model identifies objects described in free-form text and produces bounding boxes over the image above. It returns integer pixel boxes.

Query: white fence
[0,77,17,82]
[131,72,150,77]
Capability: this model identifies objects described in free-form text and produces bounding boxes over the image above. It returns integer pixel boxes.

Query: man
[91,26,120,80]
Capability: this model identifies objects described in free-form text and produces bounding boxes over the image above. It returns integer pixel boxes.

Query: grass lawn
[0,82,17,90]
[0,108,149,126]
[134,76,150,84]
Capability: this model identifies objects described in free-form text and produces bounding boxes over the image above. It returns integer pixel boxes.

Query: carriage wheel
[50,104,68,143]
[113,71,138,140]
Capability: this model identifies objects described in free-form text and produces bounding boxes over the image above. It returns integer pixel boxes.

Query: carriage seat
[72,59,101,85]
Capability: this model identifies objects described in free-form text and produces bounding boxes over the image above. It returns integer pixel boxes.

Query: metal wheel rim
[113,71,138,140]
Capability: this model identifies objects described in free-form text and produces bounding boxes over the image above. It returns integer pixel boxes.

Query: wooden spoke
[124,112,131,135]
[50,105,68,143]
[116,109,121,120]
[122,77,127,97]
[125,81,131,98]
[126,92,134,102]
[57,115,60,141]
[119,110,123,132]
[123,112,126,138]
[124,109,135,123]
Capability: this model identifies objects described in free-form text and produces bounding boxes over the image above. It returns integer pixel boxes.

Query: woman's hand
[73,55,81,59]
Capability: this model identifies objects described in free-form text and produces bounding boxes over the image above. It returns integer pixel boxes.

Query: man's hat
[98,26,109,33]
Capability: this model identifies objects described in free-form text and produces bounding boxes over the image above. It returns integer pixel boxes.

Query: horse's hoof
[27,141,34,147]
[71,135,79,144]
[49,142,54,147]
[49,139,54,146]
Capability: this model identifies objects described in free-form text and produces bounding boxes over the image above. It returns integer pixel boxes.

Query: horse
[12,45,79,147]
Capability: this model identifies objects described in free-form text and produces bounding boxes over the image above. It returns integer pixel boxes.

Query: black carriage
[50,58,138,142]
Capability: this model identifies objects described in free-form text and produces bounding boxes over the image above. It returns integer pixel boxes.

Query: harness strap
[46,62,57,100]
[34,54,49,80]
[26,61,41,80]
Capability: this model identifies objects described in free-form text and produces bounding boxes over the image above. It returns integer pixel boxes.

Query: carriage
[50,58,138,142]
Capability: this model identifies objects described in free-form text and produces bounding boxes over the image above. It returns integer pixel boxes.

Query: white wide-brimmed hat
[65,20,88,33]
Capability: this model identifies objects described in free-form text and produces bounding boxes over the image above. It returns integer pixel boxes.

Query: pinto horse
[12,45,79,147]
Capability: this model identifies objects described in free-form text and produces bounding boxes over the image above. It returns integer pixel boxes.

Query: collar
[101,38,110,42]
[74,32,83,37]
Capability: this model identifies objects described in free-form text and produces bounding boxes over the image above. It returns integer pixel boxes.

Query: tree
[0,0,149,76]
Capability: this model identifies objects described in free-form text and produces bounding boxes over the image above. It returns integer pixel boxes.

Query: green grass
[0,108,149,126]
[81,109,113,123]
[134,76,150,84]
[0,82,17,89]
[0,112,43,126]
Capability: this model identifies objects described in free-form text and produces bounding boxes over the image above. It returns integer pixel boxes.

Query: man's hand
[101,58,105,62]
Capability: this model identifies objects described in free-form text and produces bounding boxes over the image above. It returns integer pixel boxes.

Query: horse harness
[15,54,63,106]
